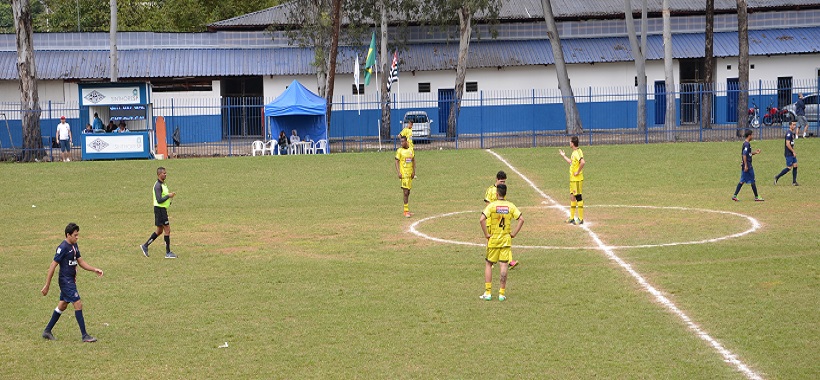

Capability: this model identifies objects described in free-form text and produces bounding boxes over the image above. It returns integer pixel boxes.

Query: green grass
[1,139,817,379]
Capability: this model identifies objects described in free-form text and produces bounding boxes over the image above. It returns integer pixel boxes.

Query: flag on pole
[364,32,377,86]
[353,54,360,94]
[387,51,399,92]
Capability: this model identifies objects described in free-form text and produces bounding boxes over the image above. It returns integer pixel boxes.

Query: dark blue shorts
[786,156,797,167]
[59,139,70,152]
[59,282,80,303]
[739,167,756,184]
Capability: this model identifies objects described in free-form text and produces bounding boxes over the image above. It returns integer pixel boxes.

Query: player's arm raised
[559,149,572,164]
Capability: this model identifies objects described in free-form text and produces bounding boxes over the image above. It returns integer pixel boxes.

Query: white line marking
[409,205,761,250]
[484,149,764,380]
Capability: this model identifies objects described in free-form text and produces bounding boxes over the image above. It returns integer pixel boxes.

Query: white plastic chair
[313,139,328,154]
[251,140,265,156]
[263,140,276,155]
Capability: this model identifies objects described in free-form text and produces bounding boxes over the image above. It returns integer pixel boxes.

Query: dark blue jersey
[53,240,80,285]
[785,131,795,157]
[741,141,753,167]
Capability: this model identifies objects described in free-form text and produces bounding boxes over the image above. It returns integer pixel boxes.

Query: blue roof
[1,26,820,80]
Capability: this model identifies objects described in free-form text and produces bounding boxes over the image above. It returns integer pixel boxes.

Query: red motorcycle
[762,102,789,126]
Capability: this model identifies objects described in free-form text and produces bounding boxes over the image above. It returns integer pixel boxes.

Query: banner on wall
[81,86,141,106]
[82,132,151,160]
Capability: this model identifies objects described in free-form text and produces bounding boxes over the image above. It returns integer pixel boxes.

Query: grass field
[1,138,818,379]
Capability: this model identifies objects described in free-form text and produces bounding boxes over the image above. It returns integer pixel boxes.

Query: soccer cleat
[732,196,739,202]
[754,197,765,202]
[479,293,492,301]
[508,260,519,270]
[403,211,413,218]
[165,252,177,259]
[140,244,149,257]
[82,334,97,343]
[577,219,584,225]
[42,330,56,341]
[793,182,800,186]
[565,217,576,225]
[498,295,507,302]
[774,176,779,185]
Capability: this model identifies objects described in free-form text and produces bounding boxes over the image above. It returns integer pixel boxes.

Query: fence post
[341,95,346,153]
[227,97,232,157]
[531,89,536,148]
[699,85,703,142]
[480,91,484,149]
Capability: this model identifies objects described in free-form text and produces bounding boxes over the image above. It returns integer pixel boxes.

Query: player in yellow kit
[479,184,524,301]
[395,135,416,217]
[484,171,518,269]
[559,136,585,225]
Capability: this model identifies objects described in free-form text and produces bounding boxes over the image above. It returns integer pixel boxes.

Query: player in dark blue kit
[41,223,104,342]
[732,129,764,202]
[774,121,799,186]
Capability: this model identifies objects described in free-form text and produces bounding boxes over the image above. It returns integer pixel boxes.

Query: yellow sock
[577,200,584,220]
[499,288,506,296]
[570,200,577,219]
[484,282,492,294]
[403,204,409,212]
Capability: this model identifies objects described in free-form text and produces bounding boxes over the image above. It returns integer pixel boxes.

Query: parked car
[783,93,820,122]
[401,111,433,142]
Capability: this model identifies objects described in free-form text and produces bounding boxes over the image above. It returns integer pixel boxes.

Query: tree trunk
[324,0,342,131]
[110,0,118,82]
[12,0,43,162]
[737,0,749,134]
[380,4,391,140]
[447,5,472,139]
[541,0,582,135]
[662,0,676,140]
[625,0,647,132]
[702,0,714,129]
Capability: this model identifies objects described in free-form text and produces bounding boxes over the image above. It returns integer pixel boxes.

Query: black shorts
[154,206,170,227]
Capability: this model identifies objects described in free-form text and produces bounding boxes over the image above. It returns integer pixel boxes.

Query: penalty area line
[485,149,764,380]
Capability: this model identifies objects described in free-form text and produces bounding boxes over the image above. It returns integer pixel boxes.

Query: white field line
[485,149,764,380]
[409,205,760,250]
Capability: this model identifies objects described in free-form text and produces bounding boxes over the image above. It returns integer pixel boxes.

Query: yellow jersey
[399,127,414,150]
[395,146,414,174]
[570,148,584,181]
[484,185,497,203]
[482,200,522,249]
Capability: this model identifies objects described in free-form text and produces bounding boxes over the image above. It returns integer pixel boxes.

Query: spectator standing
[795,93,808,139]
[55,116,72,162]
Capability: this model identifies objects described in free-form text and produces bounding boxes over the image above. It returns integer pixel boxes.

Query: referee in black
[140,167,177,258]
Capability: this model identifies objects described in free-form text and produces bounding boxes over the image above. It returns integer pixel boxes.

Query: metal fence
[1,78,817,160]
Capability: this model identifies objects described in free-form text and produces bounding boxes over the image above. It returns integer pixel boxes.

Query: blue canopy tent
[264,80,328,153]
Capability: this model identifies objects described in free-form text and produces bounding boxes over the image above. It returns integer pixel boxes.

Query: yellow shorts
[570,180,583,196]
[486,247,512,263]
[401,175,413,190]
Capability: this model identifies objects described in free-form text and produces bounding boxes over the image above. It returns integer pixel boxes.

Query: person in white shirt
[289,130,301,154]
[55,116,72,162]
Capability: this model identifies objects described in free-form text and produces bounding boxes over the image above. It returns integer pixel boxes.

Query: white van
[401,111,432,141]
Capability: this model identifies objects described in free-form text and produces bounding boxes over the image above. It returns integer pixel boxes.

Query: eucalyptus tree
[662,0,675,139]
[702,0,714,129]
[11,0,43,161]
[736,0,749,133]
[541,0,581,135]
[624,0,647,132]
[422,0,500,138]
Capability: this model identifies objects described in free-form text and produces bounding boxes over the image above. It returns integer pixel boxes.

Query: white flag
[354,54,360,94]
